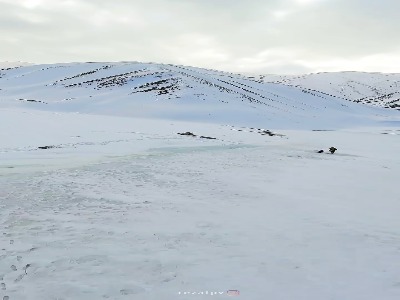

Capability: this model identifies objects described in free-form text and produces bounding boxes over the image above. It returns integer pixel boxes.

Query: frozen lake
[1,113,400,299]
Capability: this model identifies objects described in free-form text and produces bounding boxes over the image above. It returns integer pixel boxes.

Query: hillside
[1,62,398,129]
[258,72,400,110]
[0,61,33,68]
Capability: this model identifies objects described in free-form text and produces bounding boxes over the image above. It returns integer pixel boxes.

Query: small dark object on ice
[329,147,337,154]
[261,130,275,136]
[317,150,324,153]
[177,132,196,137]
[200,136,217,140]
[38,145,56,150]
[23,264,31,274]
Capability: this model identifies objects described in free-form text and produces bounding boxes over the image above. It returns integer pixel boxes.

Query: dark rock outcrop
[329,147,337,154]
[177,132,196,136]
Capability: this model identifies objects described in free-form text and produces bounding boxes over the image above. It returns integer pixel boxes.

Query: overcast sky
[1,0,399,74]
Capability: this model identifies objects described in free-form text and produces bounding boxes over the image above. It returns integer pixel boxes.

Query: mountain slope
[0,61,33,68]
[1,62,397,129]
[258,72,400,110]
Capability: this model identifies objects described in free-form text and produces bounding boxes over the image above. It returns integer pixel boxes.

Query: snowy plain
[1,63,400,300]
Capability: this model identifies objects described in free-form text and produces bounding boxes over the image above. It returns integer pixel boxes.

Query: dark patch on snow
[18,98,48,104]
[178,132,196,137]
[177,132,217,140]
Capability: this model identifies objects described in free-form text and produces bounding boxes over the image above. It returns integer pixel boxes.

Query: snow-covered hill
[0,61,33,68]
[1,62,398,129]
[258,72,400,110]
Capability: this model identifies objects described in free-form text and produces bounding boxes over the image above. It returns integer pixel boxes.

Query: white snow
[259,72,400,109]
[1,63,400,300]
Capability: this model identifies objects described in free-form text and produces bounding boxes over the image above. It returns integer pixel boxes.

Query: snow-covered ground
[1,63,400,300]
[259,72,400,109]
[1,62,399,129]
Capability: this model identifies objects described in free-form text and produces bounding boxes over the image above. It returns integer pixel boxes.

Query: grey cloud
[0,0,399,73]
[272,0,400,57]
